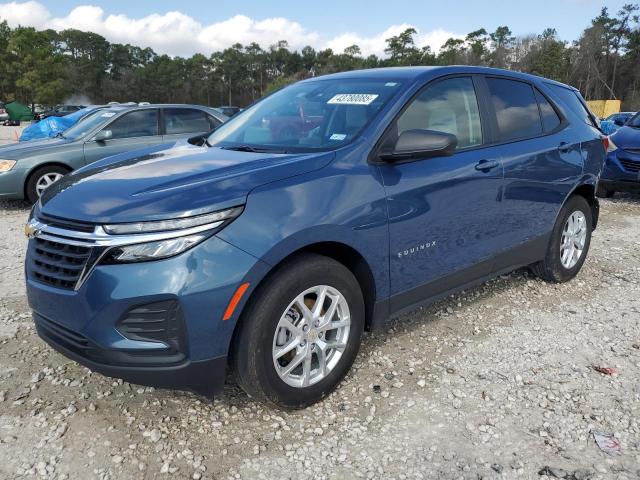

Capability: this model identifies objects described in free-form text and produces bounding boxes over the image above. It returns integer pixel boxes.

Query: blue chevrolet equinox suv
[25,67,605,408]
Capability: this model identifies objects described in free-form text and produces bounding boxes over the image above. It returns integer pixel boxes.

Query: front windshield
[207,78,403,152]
[63,109,118,140]
[627,113,640,128]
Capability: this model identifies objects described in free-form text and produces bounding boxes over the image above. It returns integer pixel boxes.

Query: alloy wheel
[560,210,587,269]
[272,285,351,388]
[35,172,64,197]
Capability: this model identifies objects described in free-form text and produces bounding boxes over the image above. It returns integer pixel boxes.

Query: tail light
[601,136,618,153]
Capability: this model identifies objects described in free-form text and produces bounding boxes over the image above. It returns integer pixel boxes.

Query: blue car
[599,111,635,135]
[599,112,640,197]
[24,67,605,408]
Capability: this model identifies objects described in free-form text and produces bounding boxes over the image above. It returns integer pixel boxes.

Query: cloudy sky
[0,0,628,57]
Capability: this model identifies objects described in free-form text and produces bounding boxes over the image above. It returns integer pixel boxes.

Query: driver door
[83,109,163,165]
[377,76,506,310]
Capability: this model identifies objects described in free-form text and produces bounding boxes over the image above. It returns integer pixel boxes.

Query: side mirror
[379,129,458,161]
[93,130,112,142]
[614,118,625,126]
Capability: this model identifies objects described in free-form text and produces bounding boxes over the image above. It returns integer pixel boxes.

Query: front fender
[217,160,390,301]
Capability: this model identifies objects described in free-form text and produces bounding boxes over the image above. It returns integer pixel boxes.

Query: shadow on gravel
[0,199,30,211]
[605,192,640,205]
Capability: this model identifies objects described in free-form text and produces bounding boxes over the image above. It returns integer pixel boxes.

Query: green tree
[385,28,422,65]
[489,26,514,68]
[6,27,65,105]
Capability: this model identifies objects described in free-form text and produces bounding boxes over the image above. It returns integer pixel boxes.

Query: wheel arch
[229,240,379,361]
[567,178,599,229]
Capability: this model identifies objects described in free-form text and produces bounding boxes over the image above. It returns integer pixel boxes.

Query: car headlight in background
[0,160,16,172]
[103,206,243,234]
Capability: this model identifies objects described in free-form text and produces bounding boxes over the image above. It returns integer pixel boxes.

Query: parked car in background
[598,111,640,197]
[0,104,227,202]
[24,67,605,408]
[600,111,636,135]
[0,102,8,122]
[40,104,86,120]
[215,106,242,117]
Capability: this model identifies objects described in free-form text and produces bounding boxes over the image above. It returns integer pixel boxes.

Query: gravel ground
[0,196,638,480]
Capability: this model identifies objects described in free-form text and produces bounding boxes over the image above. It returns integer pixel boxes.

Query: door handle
[558,142,572,153]
[475,160,500,171]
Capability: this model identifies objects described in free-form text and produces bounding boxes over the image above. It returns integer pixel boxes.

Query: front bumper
[27,234,269,397]
[0,166,28,199]
[600,150,640,191]
[35,311,226,396]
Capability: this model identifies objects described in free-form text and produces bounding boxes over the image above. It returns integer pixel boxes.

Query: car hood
[0,137,72,158]
[39,141,334,223]
[611,126,640,149]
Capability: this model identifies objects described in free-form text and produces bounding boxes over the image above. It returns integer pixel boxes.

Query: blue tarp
[19,107,99,142]
[600,120,618,135]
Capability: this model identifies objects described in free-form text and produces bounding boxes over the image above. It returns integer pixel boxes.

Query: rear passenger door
[479,76,583,268]
[83,109,163,165]
[161,108,220,143]
[377,76,506,308]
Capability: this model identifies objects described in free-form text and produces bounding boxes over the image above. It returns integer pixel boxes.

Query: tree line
[0,4,638,110]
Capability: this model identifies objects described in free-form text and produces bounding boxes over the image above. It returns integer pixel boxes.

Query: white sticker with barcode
[330,133,347,141]
[327,94,378,105]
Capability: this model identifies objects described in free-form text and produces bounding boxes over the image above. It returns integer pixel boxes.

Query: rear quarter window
[546,83,596,127]
[534,89,562,132]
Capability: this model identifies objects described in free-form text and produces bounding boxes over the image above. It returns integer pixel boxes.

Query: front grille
[622,148,640,156]
[35,213,95,233]
[30,238,91,289]
[619,158,640,173]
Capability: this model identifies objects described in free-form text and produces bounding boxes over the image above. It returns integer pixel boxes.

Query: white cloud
[326,25,459,57]
[0,1,460,58]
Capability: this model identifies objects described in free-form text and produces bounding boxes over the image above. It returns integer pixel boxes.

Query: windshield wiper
[54,132,66,139]
[220,145,261,152]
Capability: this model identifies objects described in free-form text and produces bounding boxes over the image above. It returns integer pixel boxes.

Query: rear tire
[596,185,614,198]
[532,195,592,283]
[26,165,70,203]
[232,253,364,409]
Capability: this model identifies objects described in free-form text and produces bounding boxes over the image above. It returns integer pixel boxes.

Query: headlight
[0,159,16,172]
[103,233,209,264]
[99,206,244,264]
[103,206,243,234]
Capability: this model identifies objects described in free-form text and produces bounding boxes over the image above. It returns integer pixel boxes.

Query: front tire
[232,253,364,409]
[26,165,69,203]
[532,195,592,283]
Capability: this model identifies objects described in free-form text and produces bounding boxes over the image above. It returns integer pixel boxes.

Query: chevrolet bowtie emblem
[24,220,42,239]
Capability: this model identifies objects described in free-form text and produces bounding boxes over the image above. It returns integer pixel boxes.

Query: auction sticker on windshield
[327,94,379,105]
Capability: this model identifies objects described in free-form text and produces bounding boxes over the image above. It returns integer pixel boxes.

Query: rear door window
[534,89,562,132]
[546,84,596,127]
[107,109,159,139]
[486,77,542,142]
[164,108,218,134]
